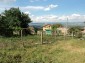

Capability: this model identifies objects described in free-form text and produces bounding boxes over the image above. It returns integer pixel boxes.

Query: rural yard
[0,0,85,63]
[0,35,85,63]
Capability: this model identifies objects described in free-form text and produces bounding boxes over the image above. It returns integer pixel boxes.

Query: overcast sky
[0,0,85,22]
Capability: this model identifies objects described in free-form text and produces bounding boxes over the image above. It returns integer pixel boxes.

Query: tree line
[0,8,32,37]
[52,24,84,38]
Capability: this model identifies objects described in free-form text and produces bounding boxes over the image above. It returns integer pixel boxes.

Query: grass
[0,35,85,63]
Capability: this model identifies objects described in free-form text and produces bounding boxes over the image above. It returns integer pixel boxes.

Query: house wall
[43,25,52,31]
[81,29,85,34]
[57,27,68,35]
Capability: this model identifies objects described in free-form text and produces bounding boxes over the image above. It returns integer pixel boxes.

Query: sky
[0,0,85,22]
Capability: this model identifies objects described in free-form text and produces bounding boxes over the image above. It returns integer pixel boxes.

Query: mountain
[29,22,85,29]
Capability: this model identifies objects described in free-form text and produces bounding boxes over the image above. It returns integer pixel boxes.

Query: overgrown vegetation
[68,26,82,38]
[0,7,85,63]
[0,35,85,63]
[52,24,63,35]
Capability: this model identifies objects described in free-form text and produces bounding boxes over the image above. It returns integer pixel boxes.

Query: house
[37,31,41,35]
[81,29,85,34]
[43,24,52,31]
[45,30,52,35]
[57,27,68,35]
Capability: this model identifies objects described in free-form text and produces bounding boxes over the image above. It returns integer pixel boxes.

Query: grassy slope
[0,36,85,63]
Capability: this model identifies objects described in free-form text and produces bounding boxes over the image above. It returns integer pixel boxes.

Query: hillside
[29,22,85,29]
[0,36,85,63]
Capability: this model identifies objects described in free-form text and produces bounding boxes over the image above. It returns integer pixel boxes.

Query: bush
[0,53,22,63]
[75,32,82,38]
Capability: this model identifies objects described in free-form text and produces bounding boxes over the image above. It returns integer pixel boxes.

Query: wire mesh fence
[0,29,85,63]
[0,28,85,49]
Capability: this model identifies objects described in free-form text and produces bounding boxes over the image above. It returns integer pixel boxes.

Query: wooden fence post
[41,31,43,44]
[55,30,56,40]
[72,31,73,39]
[21,29,22,41]
[64,32,66,40]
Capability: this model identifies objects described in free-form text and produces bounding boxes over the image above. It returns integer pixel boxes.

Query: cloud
[0,5,11,13]
[58,14,85,21]
[0,8,5,11]
[44,4,58,11]
[29,0,47,2]
[0,0,16,12]
[20,4,58,11]
[0,6,14,13]
[30,15,58,22]
[0,4,58,13]
[0,0,16,3]
[24,11,31,15]
[30,14,85,22]
[29,0,40,2]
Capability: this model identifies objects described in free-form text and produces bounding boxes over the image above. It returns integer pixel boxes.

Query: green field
[0,35,85,63]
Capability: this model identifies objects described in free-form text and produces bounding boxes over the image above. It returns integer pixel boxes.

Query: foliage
[0,53,22,63]
[52,24,63,30]
[75,32,82,38]
[0,8,32,37]
[68,26,82,38]
[52,24,63,35]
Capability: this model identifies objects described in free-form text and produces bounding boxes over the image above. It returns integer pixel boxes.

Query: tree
[52,23,63,30]
[68,26,82,38]
[52,24,63,35]
[0,8,32,37]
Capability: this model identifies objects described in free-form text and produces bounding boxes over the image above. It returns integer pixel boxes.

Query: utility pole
[64,17,68,40]
[66,18,68,29]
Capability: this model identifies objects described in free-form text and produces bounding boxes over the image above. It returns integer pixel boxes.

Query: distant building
[43,24,52,31]
[29,26,35,34]
[37,31,41,35]
[57,27,68,35]
[81,29,85,34]
[45,30,52,35]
